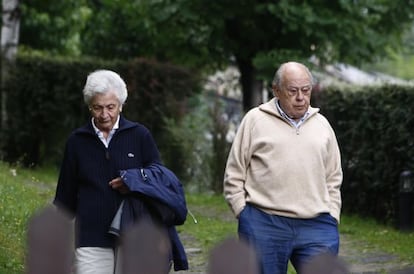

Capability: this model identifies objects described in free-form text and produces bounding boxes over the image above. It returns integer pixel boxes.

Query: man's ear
[272,85,279,98]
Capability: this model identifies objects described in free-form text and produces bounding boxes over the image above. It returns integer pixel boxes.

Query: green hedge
[0,54,200,174]
[314,85,414,224]
[2,53,414,225]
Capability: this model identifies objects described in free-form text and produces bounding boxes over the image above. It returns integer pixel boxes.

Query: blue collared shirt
[275,99,309,129]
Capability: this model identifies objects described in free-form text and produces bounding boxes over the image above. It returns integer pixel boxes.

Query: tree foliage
[80,0,150,59]
[133,0,414,109]
[18,0,414,110]
[19,0,90,56]
[362,25,414,79]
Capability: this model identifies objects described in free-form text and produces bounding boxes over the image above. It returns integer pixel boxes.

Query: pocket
[238,206,247,219]
[318,213,338,226]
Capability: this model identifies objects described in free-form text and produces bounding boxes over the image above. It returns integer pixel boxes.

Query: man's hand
[109,177,130,194]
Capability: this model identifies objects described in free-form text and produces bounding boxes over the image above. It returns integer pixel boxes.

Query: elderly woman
[54,70,167,273]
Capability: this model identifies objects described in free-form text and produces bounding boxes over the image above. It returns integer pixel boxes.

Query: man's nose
[295,91,305,100]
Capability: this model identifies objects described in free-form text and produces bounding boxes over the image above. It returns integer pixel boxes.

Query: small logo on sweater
[127,153,135,158]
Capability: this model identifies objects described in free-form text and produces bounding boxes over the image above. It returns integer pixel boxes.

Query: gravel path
[339,234,414,274]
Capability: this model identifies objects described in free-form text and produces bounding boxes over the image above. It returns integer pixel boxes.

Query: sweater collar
[259,98,319,119]
[76,115,137,135]
[275,99,310,127]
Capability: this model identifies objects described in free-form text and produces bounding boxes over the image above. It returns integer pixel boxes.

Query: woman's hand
[109,177,130,194]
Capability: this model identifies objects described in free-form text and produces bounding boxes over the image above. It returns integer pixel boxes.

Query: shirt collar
[275,99,309,126]
[91,115,120,134]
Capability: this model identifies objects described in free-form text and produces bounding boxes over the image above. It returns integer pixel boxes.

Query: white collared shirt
[91,116,120,148]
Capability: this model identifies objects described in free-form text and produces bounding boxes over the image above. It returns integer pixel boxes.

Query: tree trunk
[236,59,263,112]
[210,96,230,194]
[1,0,20,130]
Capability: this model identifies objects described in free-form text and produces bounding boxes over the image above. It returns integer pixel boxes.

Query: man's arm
[325,127,343,223]
[223,116,251,218]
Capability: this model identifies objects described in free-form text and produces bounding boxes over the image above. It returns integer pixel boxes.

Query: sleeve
[140,128,161,166]
[223,114,252,218]
[53,138,78,218]
[325,126,343,223]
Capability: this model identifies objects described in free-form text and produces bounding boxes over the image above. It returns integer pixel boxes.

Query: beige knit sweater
[223,98,343,222]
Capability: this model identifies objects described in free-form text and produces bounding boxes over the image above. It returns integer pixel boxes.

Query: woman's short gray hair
[83,70,128,105]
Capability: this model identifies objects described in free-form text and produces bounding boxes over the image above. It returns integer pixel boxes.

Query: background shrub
[0,53,200,171]
[314,85,414,224]
[2,52,414,225]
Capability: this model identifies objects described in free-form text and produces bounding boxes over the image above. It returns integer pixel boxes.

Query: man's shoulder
[243,106,269,125]
[311,111,329,123]
[246,99,278,118]
[309,112,336,132]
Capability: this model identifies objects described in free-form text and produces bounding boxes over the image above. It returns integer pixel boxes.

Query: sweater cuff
[232,200,246,218]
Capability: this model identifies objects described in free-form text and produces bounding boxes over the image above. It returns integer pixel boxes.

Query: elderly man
[224,61,343,274]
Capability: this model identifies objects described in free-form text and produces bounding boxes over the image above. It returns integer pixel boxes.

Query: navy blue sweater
[54,116,161,248]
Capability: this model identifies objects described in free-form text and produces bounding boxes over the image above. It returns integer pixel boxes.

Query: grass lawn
[0,163,57,274]
[340,214,414,262]
[0,162,413,273]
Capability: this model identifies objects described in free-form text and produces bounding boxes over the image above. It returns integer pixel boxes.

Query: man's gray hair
[272,62,315,89]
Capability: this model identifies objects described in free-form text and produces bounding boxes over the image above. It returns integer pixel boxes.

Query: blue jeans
[238,204,339,274]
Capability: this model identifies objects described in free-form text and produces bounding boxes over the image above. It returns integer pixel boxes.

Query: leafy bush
[314,85,414,224]
[163,94,214,192]
[163,93,234,193]
[0,53,200,170]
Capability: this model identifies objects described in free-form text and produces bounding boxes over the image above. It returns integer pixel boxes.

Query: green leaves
[0,163,56,274]
[318,85,414,222]
[20,0,90,56]
[20,0,414,70]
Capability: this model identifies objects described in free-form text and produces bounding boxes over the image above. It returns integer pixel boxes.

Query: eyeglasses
[286,85,312,97]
